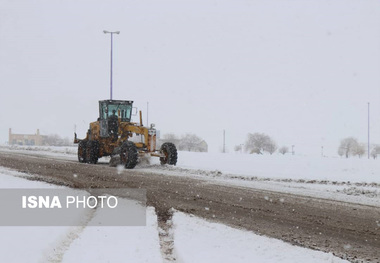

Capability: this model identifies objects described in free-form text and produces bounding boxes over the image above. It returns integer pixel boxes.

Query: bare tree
[160,133,180,147]
[267,142,278,155]
[178,133,208,152]
[353,143,366,158]
[338,137,360,158]
[234,145,242,152]
[162,133,178,141]
[371,145,380,159]
[337,147,345,157]
[43,134,72,146]
[160,133,207,152]
[279,146,289,155]
[244,133,277,155]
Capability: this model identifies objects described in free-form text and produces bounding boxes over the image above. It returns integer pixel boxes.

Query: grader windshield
[99,100,133,122]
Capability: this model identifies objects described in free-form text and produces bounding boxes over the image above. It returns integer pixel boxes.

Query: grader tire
[120,141,138,169]
[160,142,178,165]
[78,141,87,163]
[86,140,99,164]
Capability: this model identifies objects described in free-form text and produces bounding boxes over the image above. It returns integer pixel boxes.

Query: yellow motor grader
[74,99,177,169]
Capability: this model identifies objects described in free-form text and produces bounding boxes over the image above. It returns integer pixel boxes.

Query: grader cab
[74,100,177,169]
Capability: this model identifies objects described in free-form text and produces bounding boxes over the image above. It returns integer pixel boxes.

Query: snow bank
[172,212,348,263]
[0,145,77,155]
[175,151,380,183]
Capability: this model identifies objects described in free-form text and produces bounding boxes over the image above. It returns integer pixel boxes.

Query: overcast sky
[1,0,380,155]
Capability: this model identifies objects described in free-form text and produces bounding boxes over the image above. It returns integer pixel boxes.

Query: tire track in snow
[41,205,97,262]
[157,208,177,262]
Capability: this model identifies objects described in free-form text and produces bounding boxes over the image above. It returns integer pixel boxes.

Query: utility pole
[103,30,120,100]
[223,130,226,153]
[368,102,370,159]
[321,146,324,157]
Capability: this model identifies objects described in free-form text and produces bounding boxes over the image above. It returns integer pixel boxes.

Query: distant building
[8,128,44,146]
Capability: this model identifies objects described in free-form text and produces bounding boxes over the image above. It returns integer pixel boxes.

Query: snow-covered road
[2,145,379,208]
[0,167,349,263]
[1,146,379,262]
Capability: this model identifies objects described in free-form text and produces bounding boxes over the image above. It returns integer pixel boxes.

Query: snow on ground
[172,212,348,263]
[0,169,76,263]
[144,164,380,207]
[2,145,379,184]
[175,151,380,184]
[0,166,350,263]
[61,206,162,263]
[2,145,380,207]
[0,145,78,161]
[141,152,380,207]
[0,167,162,263]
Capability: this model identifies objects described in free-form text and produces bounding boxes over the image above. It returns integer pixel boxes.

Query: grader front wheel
[120,141,138,169]
[160,142,178,165]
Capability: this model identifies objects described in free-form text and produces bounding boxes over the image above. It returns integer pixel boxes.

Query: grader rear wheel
[160,142,178,165]
[78,141,87,163]
[120,141,138,169]
[86,140,99,164]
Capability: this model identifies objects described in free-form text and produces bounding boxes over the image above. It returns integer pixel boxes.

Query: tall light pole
[368,102,370,159]
[103,30,120,100]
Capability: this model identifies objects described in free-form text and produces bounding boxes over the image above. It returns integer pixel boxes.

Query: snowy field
[0,165,350,262]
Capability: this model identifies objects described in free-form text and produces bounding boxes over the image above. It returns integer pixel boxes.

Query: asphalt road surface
[0,151,379,262]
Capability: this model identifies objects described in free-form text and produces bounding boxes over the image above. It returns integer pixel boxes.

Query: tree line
[160,133,208,152]
[234,133,290,155]
[43,134,73,146]
[235,133,380,159]
[338,137,380,159]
